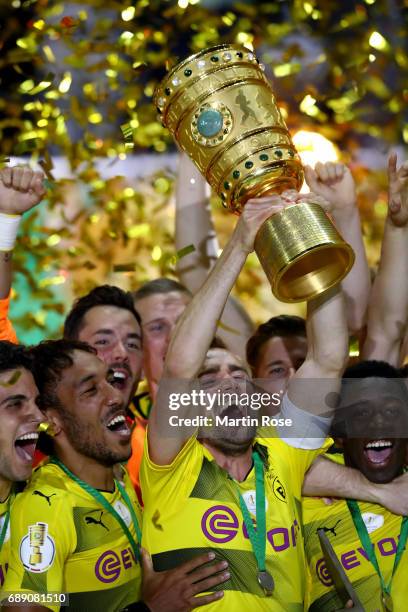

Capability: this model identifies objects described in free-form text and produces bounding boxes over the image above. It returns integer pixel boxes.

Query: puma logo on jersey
[318,518,341,537]
[33,490,56,507]
[85,510,109,531]
[152,509,163,531]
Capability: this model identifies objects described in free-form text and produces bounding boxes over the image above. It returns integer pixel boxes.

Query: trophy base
[254,201,355,303]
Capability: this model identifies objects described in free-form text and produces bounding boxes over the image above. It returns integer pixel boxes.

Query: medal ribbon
[0,489,14,554]
[237,451,268,574]
[51,458,141,561]
[0,509,10,553]
[347,499,408,597]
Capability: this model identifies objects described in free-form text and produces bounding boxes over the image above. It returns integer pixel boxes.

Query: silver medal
[258,570,274,596]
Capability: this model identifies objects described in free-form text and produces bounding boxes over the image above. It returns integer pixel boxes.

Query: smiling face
[339,377,408,484]
[77,305,142,406]
[252,335,308,394]
[0,368,43,485]
[135,291,191,395]
[197,348,256,455]
[51,350,132,466]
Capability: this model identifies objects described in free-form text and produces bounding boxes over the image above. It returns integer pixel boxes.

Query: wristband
[0,213,21,252]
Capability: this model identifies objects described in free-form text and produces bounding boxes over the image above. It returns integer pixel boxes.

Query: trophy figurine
[154,44,354,302]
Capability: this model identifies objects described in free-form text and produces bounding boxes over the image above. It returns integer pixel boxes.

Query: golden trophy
[29,522,47,565]
[154,44,354,302]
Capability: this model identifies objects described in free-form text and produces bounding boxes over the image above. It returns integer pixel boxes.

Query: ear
[41,409,63,437]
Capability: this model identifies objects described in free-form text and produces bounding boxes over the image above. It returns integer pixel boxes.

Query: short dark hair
[331,360,408,438]
[0,341,34,376]
[30,339,97,455]
[31,339,96,411]
[63,285,141,339]
[132,278,191,303]
[342,360,404,380]
[246,315,306,371]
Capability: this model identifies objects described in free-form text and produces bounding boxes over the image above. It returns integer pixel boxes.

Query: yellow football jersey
[2,461,142,612]
[303,454,408,611]
[140,434,331,611]
[0,492,13,589]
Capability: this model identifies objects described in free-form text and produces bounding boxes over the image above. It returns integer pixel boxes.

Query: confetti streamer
[168,244,196,266]
[0,370,22,387]
[216,320,242,336]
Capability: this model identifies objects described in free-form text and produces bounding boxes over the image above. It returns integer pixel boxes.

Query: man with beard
[303,360,408,611]
[0,342,43,588]
[1,340,142,612]
[141,195,348,610]
[0,165,231,608]
[2,340,230,612]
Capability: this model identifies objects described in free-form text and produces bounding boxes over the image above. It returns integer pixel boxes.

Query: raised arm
[175,152,254,358]
[0,166,45,341]
[149,196,287,465]
[287,284,348,418]
[304,162,370,336]
[0,166,45,297]
[362,154,408,365]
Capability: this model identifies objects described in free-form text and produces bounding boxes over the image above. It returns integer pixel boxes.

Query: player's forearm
[302,456,379,500]
[0,250,12,299]
[175,153,208,214]
[175,153,217,293]
[362,220,408,365]
[216,296,254,360]
[333,206,370,334]
[0,167,45,302]
[164,236,248,379]
[306,286,348,376]
[0,211,20,299]
[287,287,347,417]
[175,153,255,358]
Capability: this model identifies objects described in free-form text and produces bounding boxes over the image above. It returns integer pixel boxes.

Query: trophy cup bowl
[154,44,354,302]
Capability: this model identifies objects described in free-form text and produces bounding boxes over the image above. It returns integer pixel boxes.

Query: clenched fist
[0,165,46,216]
[387,153,408,227]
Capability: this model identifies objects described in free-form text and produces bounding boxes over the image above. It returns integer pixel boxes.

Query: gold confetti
[113,263,136,272]
[0,0,403,340]
[37,422,55,436]
[168,245,196,266]
[216,320,241,336]
[0,371,22,387]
